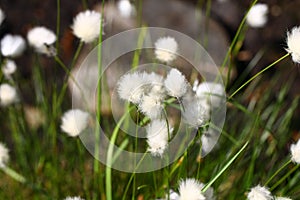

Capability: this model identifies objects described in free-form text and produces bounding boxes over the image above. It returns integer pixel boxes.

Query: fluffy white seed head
[247,185,273,200]
[61,109,89,137]
[164,68,188,98]
[154,36,178,63]
[0,83,18,106]
[27,26,56,55]
[1,34,26,57]
[274,197,292,200]
[117,0,136,18]
[64,197,85,200]
[72,10,102,43]
[0,8,5,26]
[146,119,172,157]
[139,93,164,120]
[0,143,9,168]
[246,3,268,28]
[2,59,17,77]
[290,139,300,164]
[286,26,300,63]
[178,178,206,200]
[195,82,225,107]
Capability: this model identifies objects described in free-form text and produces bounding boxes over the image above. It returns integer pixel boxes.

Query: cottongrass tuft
[178,178,206,200]
[27,26,57,56]
[61,109,89,137]
[117,0,136,18]
[290,138,300,164]
[247,185,273,200]
[0,142,9,168]
[64,197,85,200]
[2,59,17,78]
[286,26,300,63]
[0,83,18,106]
[195,81,225,107]
[246,3,268,28]
[164,68,188,98]
[139,93,164,120]
[1,34,26,57]
[72,10,102,43]
[154,36,178,63]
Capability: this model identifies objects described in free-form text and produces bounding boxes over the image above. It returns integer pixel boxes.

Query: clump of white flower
[139,92,164,120]
[246,3,268,28]
[0,142,9,168]
[286,26,300,64]
[290,139,300,164]
[201,130,219,156]
[0,8,5,26]
[274,197,292,200]
[164,68,188,98]
[64,197,85,200]
[117,0,136,18]
[72,10,102,43]
[178,178,206,200]
[61,109,89,137]
[0,83,18,106]
[195,81,225,107]
[2,59,17,78]
[154,36,178,63]
[247,185,273,200]
[1,34,26,57]
[27,26,56,56]
[146,119,173,157]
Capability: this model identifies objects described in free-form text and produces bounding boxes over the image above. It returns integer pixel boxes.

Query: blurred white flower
[117,0,136,18]
[247,185,273,200]
[64,197,85,200]
[154,36,178,63]
[195,82,225,107]
[290,139,300,164]
[2,59,17,78]
[178,178,206,200]
[27,26,56,55]
[274,197,292,200]
[201,130,219,157]
[164,68,188,98]
[1,34,26,57]
[72,10,102,43]
[286,26,300,63]
[0,142,9,168]
[61,109,89,137]
[0,83,17,106]
[0,8,5,26]
[246,3,268,28]
[146,119,172,157]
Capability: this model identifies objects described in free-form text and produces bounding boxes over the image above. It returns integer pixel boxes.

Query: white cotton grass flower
[290,138,300,164]
[246,3,268,28]
[274,197,292,200]
[117,0,136,18]
[0,8,5,26]
[1,34,26,57]
[178,178,206,200]
[61,109,89,137]
[146,119,172,157]
[247,185,273,200]
[201,130,219,157]
[2,59,17,77]
[27,26,56,55]
[72,10,102,43]
[0,142,9,168]
[195,82,225,107]
[286,26,300,64]
[139,93,164,120]
[164,68,188,98]
[0,83,18,106]
[64,197,85,200]
[154,36,178,63]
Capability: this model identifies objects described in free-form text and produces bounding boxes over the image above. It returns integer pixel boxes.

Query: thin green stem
[264,159,292,186]
[229,53,290,99]
[1,166,26,183]
[270,164,300,191]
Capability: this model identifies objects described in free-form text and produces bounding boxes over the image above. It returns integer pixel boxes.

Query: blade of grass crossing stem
[202,141,249,192]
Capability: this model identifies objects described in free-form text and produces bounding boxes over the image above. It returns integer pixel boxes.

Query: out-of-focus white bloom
[178,178,206,200]
[27,26,56,55]
[1,34,26,57]
[2,59,17,77]
[164,68,188,98]
[247,185,273,200]
[0,142,9,168]
[139,93,164,119]
[200,130,219,157]
[146,119,172,157]
[72,10,102,43]
[286,26,300,63]
[64,197,85,200]
[154,36,178,63]
[195,82,225,107]
[61,109,89,137]
[246,3,268,28]
[290,139,300,164]
[0,83,17,106]
[0,8,5,26]
[274,197,292,200]
[117,0,136,18]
